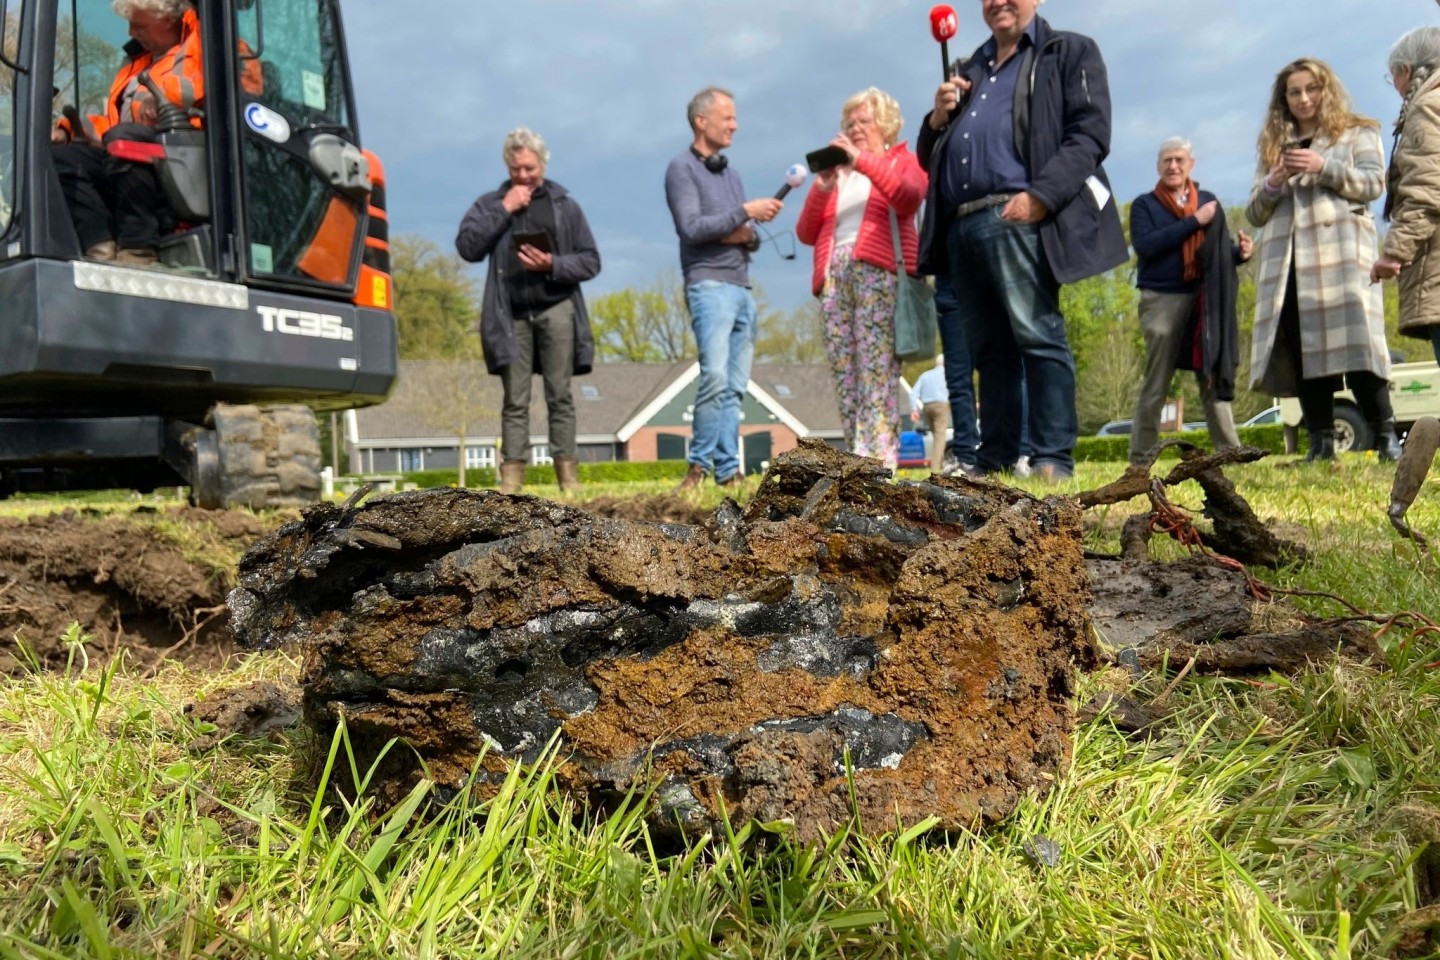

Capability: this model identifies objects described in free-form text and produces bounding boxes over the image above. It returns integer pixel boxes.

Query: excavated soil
[0,507,264,672]
[229,441,1095,839]
[0,495,710,674]
[0,462,1392,839]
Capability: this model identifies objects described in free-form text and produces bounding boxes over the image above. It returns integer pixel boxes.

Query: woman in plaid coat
[1246,58,1400,462]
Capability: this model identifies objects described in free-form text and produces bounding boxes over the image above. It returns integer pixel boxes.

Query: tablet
[511,231,553,254]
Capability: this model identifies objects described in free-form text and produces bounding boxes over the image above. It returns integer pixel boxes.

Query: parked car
[1276,360,1440,452]
[1241,405,1282,427]
[1095,419,1205,437]
[1096,419,1132,436]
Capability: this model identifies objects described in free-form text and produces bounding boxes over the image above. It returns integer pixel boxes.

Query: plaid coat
[1382,70,1440,340]
[1245,124,1390,396]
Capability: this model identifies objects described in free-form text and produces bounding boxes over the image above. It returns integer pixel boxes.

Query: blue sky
[341,0,1436,311]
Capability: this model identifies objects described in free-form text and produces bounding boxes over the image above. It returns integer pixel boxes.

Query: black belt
[953,192,1016,219]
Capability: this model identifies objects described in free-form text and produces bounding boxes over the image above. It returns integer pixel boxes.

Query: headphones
[690,145,728,173]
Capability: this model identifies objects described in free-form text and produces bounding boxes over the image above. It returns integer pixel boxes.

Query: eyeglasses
[1285,84,1322,101]
[843,115,876,132]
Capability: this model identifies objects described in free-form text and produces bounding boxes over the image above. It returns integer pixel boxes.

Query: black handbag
[888,207,938,362]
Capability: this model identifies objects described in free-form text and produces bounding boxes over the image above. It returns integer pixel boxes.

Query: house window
[399,449,423,472]
[531,444,552,466]
[465,445,496,469]
[657,433,688,461]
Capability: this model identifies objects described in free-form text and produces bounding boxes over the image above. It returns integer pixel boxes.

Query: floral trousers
[820,243,900,467]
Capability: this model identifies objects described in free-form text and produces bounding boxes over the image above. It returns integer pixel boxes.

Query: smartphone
[806,144,852,173]
[511,231,552,254]
[1282,140,1303,151]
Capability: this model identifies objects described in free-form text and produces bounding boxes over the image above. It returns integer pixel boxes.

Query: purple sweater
[664,149,751,287]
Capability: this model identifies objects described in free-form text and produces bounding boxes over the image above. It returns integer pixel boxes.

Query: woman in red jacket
[797,87,927,471]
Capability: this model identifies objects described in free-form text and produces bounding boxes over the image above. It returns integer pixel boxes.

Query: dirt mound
[0,507,270,672]
[1086,556,1381,673]
[577,494,712,526]
[184,680,302,751]
[230,441,1093,840]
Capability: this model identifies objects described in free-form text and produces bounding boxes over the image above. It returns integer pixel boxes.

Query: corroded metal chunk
[230,439,1092,841]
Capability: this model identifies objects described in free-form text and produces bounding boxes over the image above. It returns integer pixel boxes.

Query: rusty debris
[229,439,1093,840]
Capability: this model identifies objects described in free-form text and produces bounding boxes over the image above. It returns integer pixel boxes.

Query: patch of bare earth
[0,507,272,672]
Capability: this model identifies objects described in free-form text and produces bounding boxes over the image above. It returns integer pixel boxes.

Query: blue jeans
[933,274,979,465]
[947,210,1076,473]
[685,280,756,480]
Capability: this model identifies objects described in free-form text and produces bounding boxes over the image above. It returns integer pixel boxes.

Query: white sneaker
[1013,455,1032,477]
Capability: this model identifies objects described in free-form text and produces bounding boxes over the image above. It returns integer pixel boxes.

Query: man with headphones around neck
[665,86,783,491]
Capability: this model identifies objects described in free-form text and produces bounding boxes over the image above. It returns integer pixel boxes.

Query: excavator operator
[50,0,203,266]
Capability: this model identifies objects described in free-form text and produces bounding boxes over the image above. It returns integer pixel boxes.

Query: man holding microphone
[916,0,1127,482]
[665,87,783,491]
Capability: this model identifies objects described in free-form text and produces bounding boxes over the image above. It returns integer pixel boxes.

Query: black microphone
[774,163,808,201]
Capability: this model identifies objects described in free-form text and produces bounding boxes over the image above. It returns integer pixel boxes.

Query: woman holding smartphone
[1372,27,1440,365]
[795,87,927,472]
[1246,58,1400,462]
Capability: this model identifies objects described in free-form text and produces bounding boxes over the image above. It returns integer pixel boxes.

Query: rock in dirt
[184,680,303,752]
[229,439,1094,841]
[1076,692,1167,736]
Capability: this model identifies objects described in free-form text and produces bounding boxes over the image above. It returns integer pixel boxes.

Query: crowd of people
[448,2,1440,491]
[49,2,1440,494]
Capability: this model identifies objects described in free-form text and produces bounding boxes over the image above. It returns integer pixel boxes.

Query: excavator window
[233,0,362,290]
[234,0,347,131]
[51,0,127,132]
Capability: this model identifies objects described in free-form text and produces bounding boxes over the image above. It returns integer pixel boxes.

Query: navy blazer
[917,16,1128,285]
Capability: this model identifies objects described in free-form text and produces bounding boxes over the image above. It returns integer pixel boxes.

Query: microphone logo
[929,4,957,42]
[774,163,809,201]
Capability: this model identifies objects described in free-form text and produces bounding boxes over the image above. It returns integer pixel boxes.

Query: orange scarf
[1153,179,1203,282]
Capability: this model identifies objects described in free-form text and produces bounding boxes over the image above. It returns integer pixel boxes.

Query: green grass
[1,458,1438,958]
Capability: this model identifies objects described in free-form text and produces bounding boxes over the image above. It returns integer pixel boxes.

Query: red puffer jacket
[795,141,928,297]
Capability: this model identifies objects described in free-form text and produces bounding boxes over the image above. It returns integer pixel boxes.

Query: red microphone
[929,5,957,82]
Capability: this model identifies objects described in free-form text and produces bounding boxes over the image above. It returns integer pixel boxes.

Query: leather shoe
[115,246,159,267]
[944,460,985,479]
[1032,462,1073,483]
[675,463,706,492]
[85,240,117,261]
[715,472,744,491]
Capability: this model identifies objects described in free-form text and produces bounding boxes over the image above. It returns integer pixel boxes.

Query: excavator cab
[0,0,396,507]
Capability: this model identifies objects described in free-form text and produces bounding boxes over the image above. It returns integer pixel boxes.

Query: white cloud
[344,0,1440,309]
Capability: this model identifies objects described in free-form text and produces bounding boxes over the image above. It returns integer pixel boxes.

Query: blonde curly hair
[840,87,903,146]
[1256,58,1377,168]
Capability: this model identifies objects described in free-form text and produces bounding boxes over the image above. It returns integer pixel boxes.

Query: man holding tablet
[457,127,602,495]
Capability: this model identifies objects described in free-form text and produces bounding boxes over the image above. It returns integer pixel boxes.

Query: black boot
[1371,420,1402,462]
[1304,428,1336,462]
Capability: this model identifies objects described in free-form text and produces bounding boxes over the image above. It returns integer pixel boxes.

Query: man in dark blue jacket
[917,0,1127,481]
[1128,137,1253,463]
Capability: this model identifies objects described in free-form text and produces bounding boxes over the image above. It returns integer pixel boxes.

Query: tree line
[391,208,1414,437]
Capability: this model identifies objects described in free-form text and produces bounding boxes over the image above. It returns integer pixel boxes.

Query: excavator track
[192,404,322,510]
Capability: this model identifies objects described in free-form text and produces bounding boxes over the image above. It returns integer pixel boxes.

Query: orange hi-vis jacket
[98,6,204,136]
[60,7,204,141]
